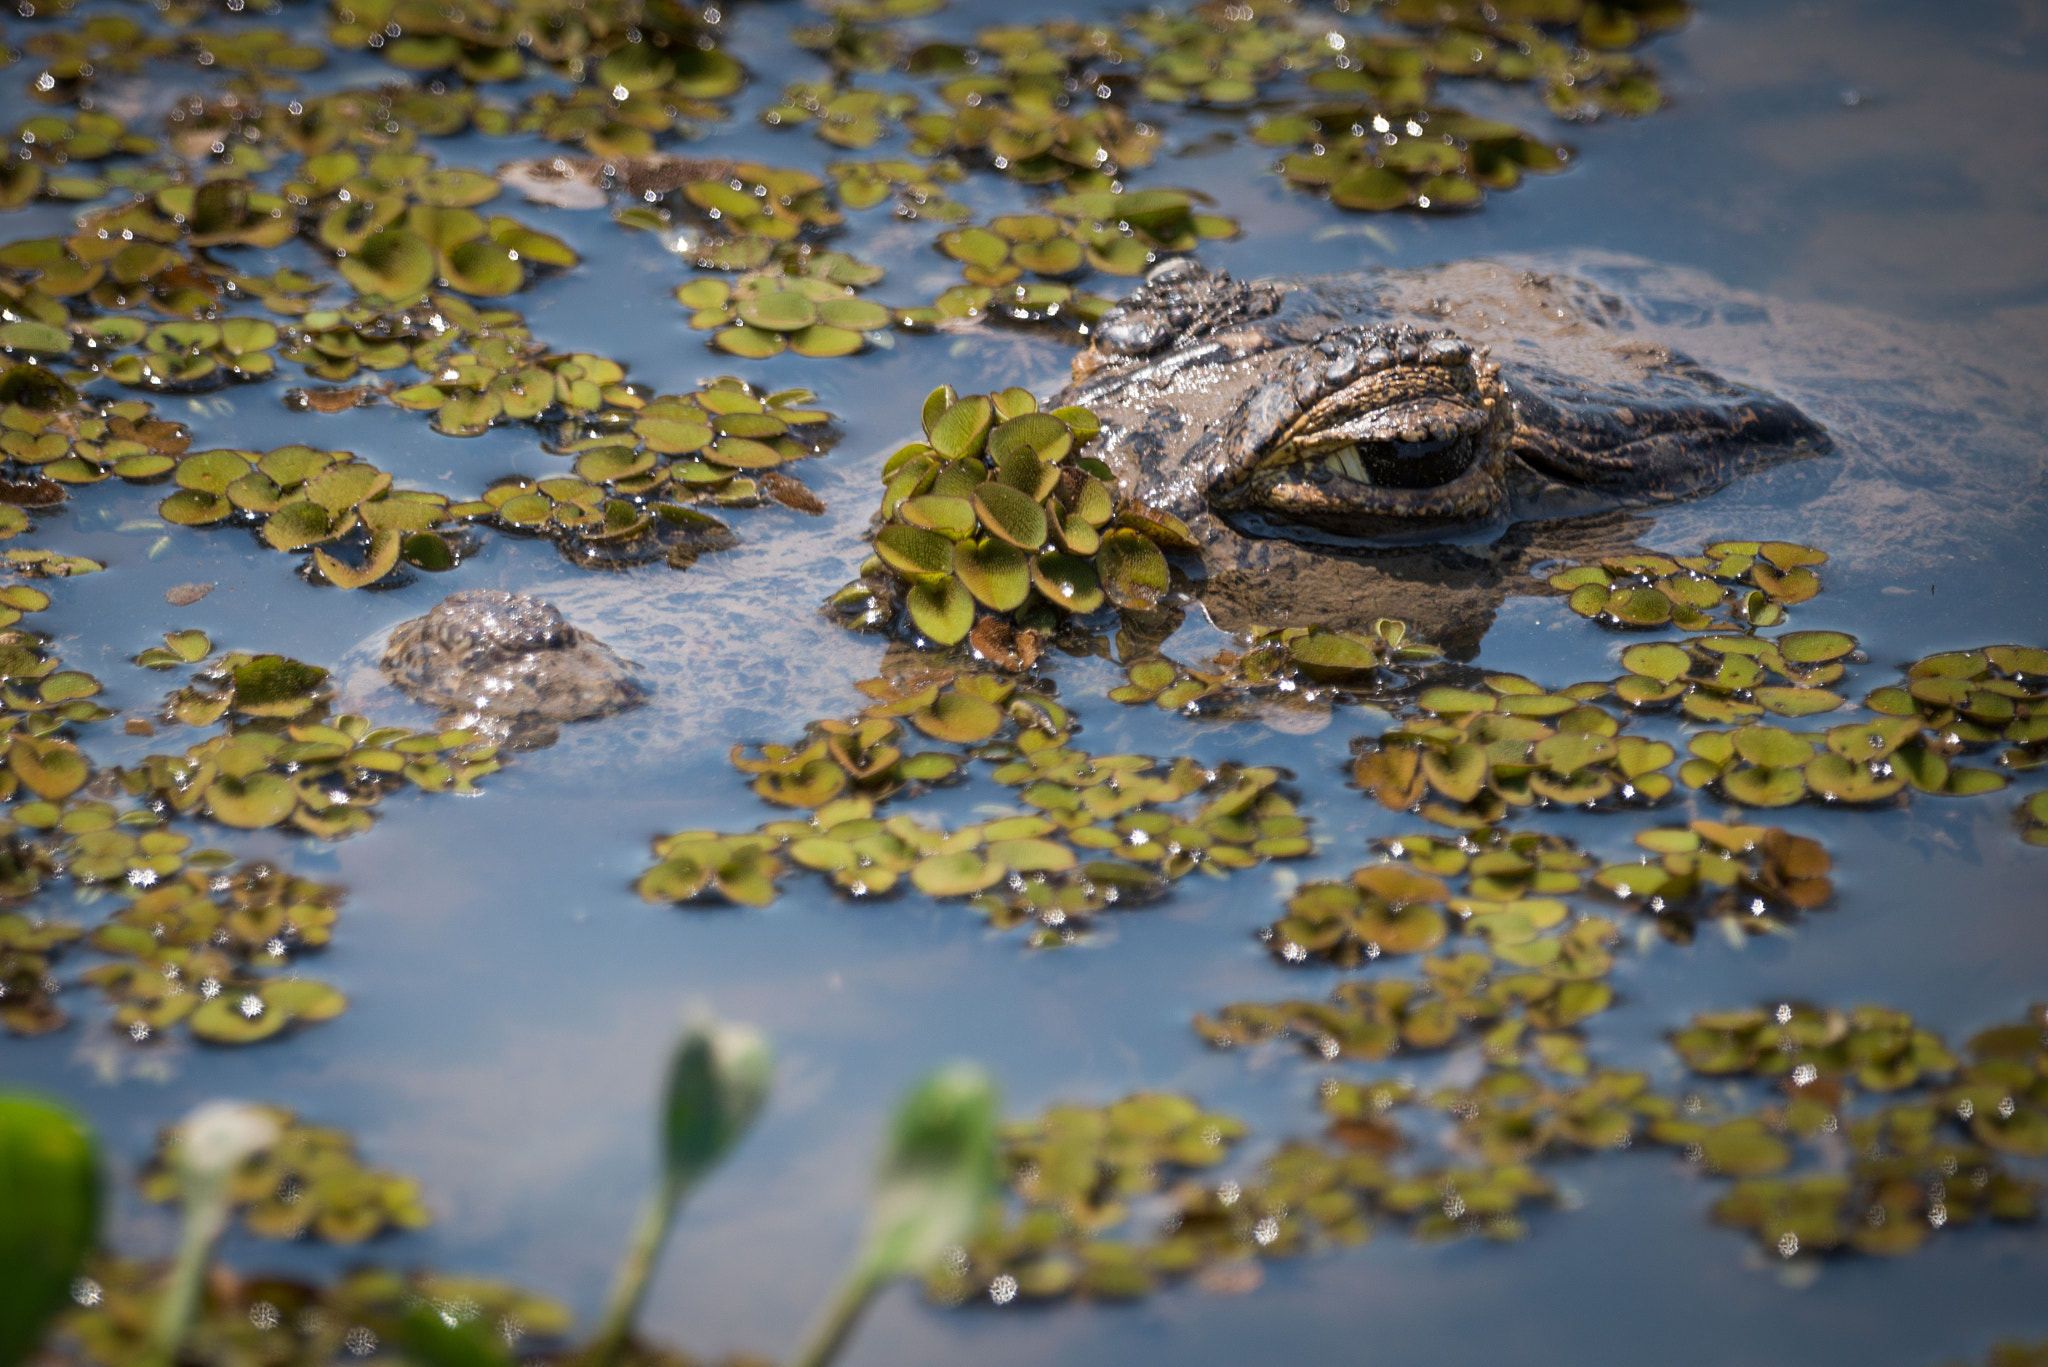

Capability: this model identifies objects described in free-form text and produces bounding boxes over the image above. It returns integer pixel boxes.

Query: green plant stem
[784,1266,881,1367]
[587,1178,680,1367]
[146,1186,227,1367]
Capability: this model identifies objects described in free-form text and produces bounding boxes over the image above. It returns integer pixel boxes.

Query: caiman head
[1067,260,1829,546]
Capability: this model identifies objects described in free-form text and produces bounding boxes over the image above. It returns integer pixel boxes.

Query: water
[6,1,2048,1364]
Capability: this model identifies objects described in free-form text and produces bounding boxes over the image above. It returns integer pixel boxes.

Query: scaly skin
[1059,260,1828,543]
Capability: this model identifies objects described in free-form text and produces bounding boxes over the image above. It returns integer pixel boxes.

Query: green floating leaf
[1621,642,1688,682]
[205,773,299,829]
[738,291,818,332]
[971,482,1047,551]
[314,530,402,590]
[875,526,954,579]
[818,298,892,331]
[1097,528,1168,610]
[912,851,1005,897]
[907,576,975,646]
[8,738,86,801]
[1031,554,1103,614]
[788,324,865,358]
[232,655,329,714]
[1779,630,1855,664]
[159,490,232,527]
[443,240,523,297]
[953,539,1030,612]
[338,229,436,300]
[927,396,993,462]
[988,413,1072,475]
[911,692,1004,744]
[263,502,345,552]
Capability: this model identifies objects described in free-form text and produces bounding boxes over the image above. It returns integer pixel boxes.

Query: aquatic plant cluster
[0,618,512,1050]
[0,0,2041,1364]
[650,435,2048,1315]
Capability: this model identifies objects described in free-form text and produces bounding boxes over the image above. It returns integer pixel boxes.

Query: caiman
[1054,259,1832,652]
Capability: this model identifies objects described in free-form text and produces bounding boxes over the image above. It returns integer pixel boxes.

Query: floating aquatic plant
[1202,941,1610,1069]
[759,0,1679,228]
[0,109,842,589]
[826,156,971,220]
[7,327,832,582]
[677,254,894,360]
[1329,563,2048,826]
[926,1091,1247,1303]
[643,666,1311,942]
[1267,860,1619,985]
[1257,107,1569,214]
[62,1259,571,1367]
[138,1105,428,1244]
[1872,645,2048,758]
[838,387,1198,648]
[1592,819,1832,940]
[1653,1002,2047,1259]
[932,1083,1573,1305]
[1547,541,1827,631]
[1612,629,1855,721]
[938,190,1238,287]
[1351,678,1677,824]
[763,81,921,151]
[78,861,349,1046]
[642,752,1309,943]
[1111,618,1440,714]
[660,160,847,270]
[123,703,504,838]
[326,0,745,129]
[2020,791,2048,847]
[1679,719,2006,808]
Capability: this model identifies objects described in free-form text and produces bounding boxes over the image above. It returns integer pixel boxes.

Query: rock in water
[381,590,647,745]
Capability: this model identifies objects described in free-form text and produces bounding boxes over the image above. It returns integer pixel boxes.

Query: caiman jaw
[1208,327,1513,538]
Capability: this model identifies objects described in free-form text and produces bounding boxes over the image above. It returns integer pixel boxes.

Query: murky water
[7,0,2048,1364]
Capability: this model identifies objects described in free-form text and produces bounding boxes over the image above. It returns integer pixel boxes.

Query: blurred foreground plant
[786,1065,1001,1367]
[0,1021,998,1367]
[587,1018,774,1367]
[0,1095,98,1367]
[145,1103,280,1367]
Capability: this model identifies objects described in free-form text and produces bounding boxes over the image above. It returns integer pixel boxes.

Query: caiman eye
[1352,432,1479,489]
